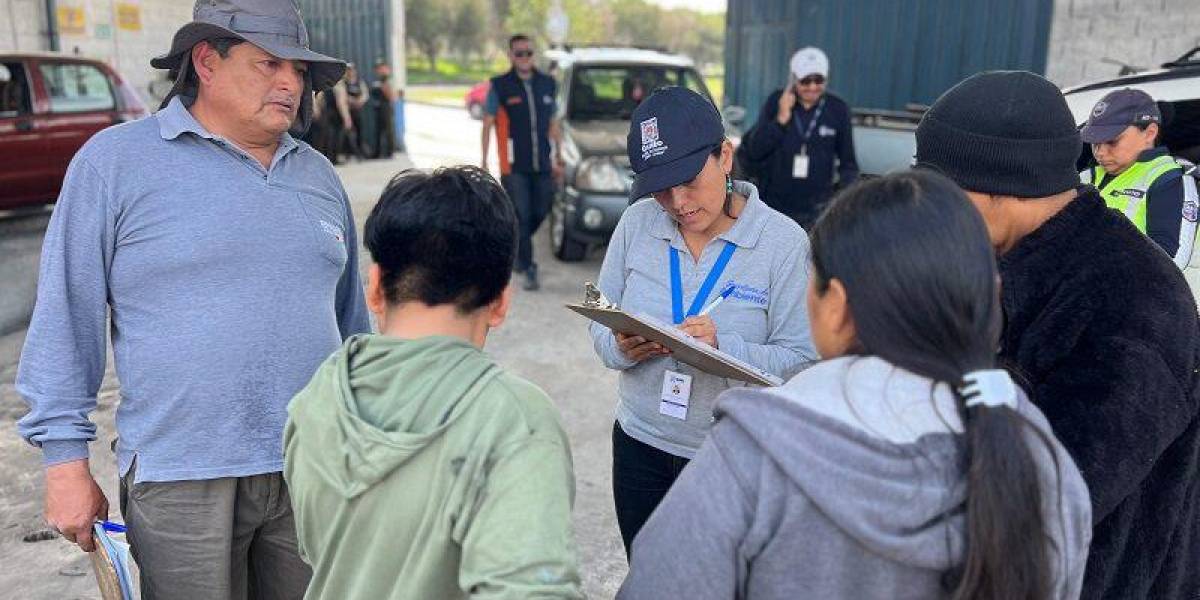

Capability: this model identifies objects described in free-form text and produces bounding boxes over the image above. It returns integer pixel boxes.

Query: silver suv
[549,46,743,261]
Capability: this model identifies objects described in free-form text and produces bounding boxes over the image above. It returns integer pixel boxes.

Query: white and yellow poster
[56,5,87,35]
[116,3,142,31]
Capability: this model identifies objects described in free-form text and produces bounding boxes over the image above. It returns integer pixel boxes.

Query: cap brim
[1080,123,1127,144]
[151,22,346,91]
[629,145,714,201]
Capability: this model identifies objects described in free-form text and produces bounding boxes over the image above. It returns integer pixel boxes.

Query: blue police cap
[1080,88,1161,144]
[627,86,725,201]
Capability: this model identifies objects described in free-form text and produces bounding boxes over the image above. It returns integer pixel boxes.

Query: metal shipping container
[725,0,1054,123]
[301,0,394,81]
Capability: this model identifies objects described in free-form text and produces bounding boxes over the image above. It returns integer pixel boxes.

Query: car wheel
[551,199,588,262]
[468,102,483,120]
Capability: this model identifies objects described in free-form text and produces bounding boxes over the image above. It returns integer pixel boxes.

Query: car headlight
[574,157,628,193]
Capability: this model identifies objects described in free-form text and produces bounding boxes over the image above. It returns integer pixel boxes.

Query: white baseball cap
[790,47,829,79]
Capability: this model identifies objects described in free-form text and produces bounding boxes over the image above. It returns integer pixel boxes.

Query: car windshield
[568,65,709,121]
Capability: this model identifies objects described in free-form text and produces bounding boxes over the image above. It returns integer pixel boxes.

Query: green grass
[406,85,473,107]
[406,56,505,85]
[705,74,724,106]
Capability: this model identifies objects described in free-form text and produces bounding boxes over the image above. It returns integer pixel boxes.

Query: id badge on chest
[659,370,693,420]
[792,149,810,179]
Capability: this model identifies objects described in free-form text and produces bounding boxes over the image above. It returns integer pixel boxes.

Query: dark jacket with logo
[490,69,556,175]
[998,187,1200,600]
[741,90,858,225]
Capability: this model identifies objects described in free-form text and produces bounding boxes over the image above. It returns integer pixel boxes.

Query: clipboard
[89,523,136,600]
[568,284,783,386]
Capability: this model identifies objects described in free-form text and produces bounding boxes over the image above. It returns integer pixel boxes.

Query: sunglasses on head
[798,75,826,86]
[513,50,534,58]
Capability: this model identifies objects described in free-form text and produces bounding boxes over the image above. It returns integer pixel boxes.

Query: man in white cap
[742,46,859,229]
[16,0,371,597]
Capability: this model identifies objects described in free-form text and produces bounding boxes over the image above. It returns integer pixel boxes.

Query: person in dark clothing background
[742,46,858,229]
[343,62,368,159]
[480,34,563,292]
[369,61,398,159]
[915,70,1200,600]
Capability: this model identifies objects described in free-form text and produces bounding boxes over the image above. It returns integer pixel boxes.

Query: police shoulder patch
[1184,201,1198,223]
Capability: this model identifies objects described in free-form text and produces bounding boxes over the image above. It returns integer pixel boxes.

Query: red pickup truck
[0,52,148,210]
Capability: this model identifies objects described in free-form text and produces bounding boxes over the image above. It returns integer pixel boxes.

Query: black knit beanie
[915,71,1082,198]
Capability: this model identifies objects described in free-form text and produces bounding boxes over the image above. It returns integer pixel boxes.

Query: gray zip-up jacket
[589,181,817,458]
[619,356,1092,599]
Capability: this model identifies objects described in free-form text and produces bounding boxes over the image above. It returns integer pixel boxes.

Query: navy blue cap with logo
[627,86,725,201]
[1080,88,1161,144]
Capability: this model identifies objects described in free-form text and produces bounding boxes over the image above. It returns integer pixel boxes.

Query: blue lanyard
[791,96,826,151]
[670,241,737,325]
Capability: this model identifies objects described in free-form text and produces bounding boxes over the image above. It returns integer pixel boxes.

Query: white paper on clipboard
[567,301,783,387]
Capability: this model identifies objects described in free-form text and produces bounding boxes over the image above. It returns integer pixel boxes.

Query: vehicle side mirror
[0,64,10,83]
[723,105,746,126]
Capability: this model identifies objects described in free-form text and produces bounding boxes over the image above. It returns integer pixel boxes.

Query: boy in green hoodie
[283,166,584,599]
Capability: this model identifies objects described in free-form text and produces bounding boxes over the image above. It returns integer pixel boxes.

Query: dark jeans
[611,422,690,557]
[372,107,396,158]
[501,171,554,272]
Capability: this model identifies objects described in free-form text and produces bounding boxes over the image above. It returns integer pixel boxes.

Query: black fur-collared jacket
[999,187,1200,599]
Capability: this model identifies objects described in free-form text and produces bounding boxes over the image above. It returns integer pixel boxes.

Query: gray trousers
[119,468,311,600]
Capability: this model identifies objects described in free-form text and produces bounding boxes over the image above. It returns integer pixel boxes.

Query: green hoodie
[284,334,583,599]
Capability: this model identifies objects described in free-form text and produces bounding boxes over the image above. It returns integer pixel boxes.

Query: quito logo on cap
[1092,101,1108,118]
[640,117,668,161]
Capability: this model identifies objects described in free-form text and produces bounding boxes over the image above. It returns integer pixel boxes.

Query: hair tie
[959,370,1018,410]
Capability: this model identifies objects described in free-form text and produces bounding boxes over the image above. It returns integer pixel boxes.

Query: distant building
[724,0,1199,120]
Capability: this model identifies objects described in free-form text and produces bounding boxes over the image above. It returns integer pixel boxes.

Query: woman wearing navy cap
[587,86,817,554]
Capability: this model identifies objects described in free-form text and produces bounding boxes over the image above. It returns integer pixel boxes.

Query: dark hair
[509,34,532,50]
[175,38,244,93]
[710,142,736,218]
[809,171,1052,600]
[209,37,243,58]
[364,166,517,313]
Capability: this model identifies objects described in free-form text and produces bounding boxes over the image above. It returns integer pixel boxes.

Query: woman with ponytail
[618,170,1092,599]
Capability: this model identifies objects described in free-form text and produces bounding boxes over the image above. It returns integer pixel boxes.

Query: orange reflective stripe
[495,106,512,176]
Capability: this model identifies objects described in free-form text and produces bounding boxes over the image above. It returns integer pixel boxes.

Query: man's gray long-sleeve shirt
[16,97,371,483]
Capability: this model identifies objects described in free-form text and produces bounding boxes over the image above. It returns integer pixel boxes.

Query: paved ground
[0,103,627,598]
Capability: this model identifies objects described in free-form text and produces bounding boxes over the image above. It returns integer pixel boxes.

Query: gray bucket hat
[152,0,346,134]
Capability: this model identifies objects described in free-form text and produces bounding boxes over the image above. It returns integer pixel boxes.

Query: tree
[451,0,489,60]
[610,0,662,48]
[406,0,451,70]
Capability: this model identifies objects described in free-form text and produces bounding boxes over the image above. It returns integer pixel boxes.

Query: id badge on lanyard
[792,98,824,180]
[663,241,737,420]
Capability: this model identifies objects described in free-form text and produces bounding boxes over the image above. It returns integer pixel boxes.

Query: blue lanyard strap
[671,241,737,325]
[791,96,826,150]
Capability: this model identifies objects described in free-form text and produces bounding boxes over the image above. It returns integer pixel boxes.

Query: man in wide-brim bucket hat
[152,0,346,134]
[16,0,372,598]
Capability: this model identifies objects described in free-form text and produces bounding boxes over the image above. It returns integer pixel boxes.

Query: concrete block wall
[0,0,192,106]
[1,0,51,53]
[54,0,193,106]
[1046,0,1200,88]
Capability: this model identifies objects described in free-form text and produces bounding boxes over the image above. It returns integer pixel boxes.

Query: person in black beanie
[916,70,1200,600]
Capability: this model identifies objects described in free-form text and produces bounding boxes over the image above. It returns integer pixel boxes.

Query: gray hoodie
[618,356,1092,599]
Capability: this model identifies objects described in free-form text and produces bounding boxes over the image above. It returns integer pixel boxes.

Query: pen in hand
[698,285,735,317]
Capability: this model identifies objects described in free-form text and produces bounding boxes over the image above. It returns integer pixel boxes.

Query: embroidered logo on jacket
[726,283,768,307]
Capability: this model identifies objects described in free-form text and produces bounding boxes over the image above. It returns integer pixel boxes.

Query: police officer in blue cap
[1081,88,1198,267]
[587,86,817,555]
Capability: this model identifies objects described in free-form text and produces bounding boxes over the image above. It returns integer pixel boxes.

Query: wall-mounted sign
[56,6,87,35]
[95,23,113,39]
[116,3,142,31]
